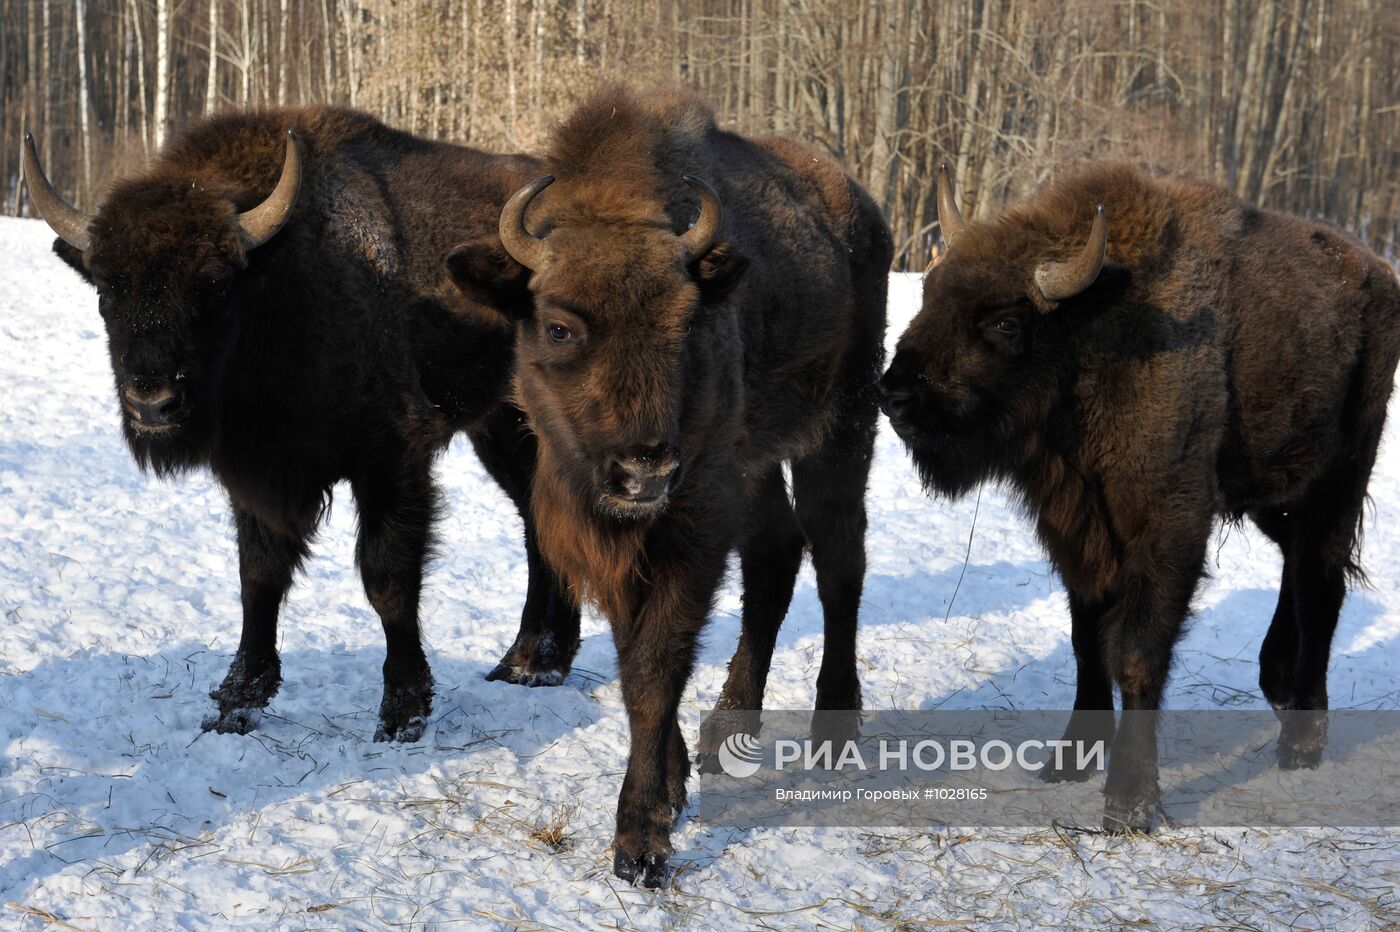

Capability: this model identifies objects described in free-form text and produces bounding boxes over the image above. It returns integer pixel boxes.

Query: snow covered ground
[2,214,1399,929]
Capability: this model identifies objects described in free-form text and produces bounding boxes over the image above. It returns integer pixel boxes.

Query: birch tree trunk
[278,0,290,106]
[154,0,169,149]
[75,0,92,196]
[205,0,219,112]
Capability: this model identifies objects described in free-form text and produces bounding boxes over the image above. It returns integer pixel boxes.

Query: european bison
[880,162,1400,830]
[446,87,891,885]
[22,106,581,742]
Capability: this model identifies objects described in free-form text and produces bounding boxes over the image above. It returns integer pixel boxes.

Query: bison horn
[498,174,555,271]
[936,162,968,248]
[1034,204,1108,303]
[21,132,93,252]
[679,175,722,261]
[236,130,302,249]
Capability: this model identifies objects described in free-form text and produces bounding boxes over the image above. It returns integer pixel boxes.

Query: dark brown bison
[880,162,1400,830]
[446,87,891,885]
[22,106,581,742]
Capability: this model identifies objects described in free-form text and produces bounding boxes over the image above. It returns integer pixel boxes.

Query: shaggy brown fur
[448,87,892,886]
[37,106,581,742]
[881,161,1400,830]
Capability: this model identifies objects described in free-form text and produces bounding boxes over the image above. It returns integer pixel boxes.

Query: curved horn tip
[21,130,93,251]
[1034,206,1109,303]
[235,132,304,249]
[679,175,722,261]
[936,162,968,245]
[497,174,554,271]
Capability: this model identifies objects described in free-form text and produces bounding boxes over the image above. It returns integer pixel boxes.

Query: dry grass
[6,902,85,930]
[529,805,577,853]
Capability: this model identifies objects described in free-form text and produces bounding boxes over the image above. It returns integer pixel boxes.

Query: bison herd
[19,85,1400,888]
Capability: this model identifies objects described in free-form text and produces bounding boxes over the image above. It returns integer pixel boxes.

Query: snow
[2,215,1399,928]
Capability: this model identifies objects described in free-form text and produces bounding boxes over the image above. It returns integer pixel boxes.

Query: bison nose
[878,368,919,423]
[123,384,183,426]
[610,442,682,499]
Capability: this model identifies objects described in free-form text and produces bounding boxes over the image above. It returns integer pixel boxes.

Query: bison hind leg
[1255,436,1378,767]
[791,392,879,717]
[472,408,583,688]
[351,454,438,744]
[1251,506,1302,710]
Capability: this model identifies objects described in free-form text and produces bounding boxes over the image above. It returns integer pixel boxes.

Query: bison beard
[881,161,1400,831]
[448,87,892,886]
[25,107,582,743]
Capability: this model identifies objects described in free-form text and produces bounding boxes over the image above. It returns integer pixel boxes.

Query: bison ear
[691,240,749,301]
[52,238,94,284]
[443,236,533,321]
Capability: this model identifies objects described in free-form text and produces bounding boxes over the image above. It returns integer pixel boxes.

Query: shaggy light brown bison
[880,162,1400,830]
[447,87,891,885]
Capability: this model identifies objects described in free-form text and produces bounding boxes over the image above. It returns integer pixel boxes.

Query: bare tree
[205,0,219,113]
[75,0,92,197]
[153,0,169,148]
[4,0,1398,259]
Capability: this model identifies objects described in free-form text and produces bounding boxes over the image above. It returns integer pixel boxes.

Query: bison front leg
[1041,590,1116,784]
[352,459,436,743]
[1099,537,1205,833]
[699,467,804,768]
[610,557,718,889]
[204,506,312,735]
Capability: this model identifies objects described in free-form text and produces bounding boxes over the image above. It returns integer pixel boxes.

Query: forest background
[0,0,1396,268]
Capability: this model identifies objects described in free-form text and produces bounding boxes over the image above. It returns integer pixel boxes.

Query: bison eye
[993,317,1020,335]
[546,323,573,343]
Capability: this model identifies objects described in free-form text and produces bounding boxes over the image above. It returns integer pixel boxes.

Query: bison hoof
[374,714,427,744]
[613,848,669,889]
[1102,794,1159,834]
[484,630,576,687]
[1277,710,1327,770]
[201,705,264,735]
[810,708,862,753]
[204,654,280,735]
[694,750,722,776]
[484,662,565,687]
[697,709,761,755]
[1278,741,1323,770]
[375,682,432,743]
[1039,761,1098,784]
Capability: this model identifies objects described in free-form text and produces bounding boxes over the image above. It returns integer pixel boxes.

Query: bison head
[445,174,747,521]
[879,164,1109,497]
[23,131,301,475]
